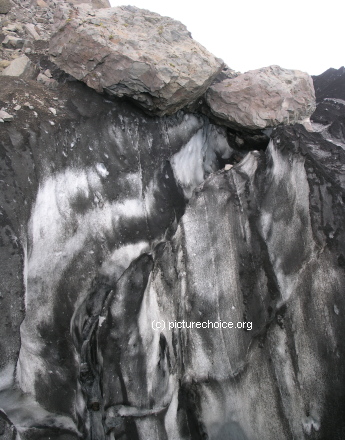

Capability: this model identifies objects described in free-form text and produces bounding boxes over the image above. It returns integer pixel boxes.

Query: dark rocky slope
[0,1,344,440]
[312,66,345,102]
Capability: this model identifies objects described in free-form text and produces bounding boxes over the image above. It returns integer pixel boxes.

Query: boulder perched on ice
[206,65,316,130]
[49,5,223,115]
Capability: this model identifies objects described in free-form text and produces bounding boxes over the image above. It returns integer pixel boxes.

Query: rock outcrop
[49,5,224,115]
[206,65,316,130]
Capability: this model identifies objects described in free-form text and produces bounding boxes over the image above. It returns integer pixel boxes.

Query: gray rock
[206,65,316,130]
[24,23,41,40]
[0,0,12,14]
[49,5,223,115]
[0,109,13,120]
[2,35,24,49]
[23,101,34,109]
[43,68,52,77]
[36,71,58,88]
[1,55,32,77]
[3,23,19,32]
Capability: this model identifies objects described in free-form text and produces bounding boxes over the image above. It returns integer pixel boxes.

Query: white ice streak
[171,124,232,199]
[27,168,145,284]
[171,129,205,199]
[138,278,176,409]
[100,241,149,279]
[18,167,151,395]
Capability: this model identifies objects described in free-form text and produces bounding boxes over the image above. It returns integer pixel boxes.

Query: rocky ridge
[312,66,345,102]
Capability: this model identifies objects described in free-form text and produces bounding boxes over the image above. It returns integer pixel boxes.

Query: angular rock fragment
[49,5,223,115]
[1,35,25,49]
[1,55,33,77]
[2,23,21,33]
[0,109,13,120]
[24,23,41,40]
[206,65,316,130]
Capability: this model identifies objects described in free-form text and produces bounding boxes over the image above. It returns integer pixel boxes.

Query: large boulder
[206,65,316,130]
[49,5,223,115]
